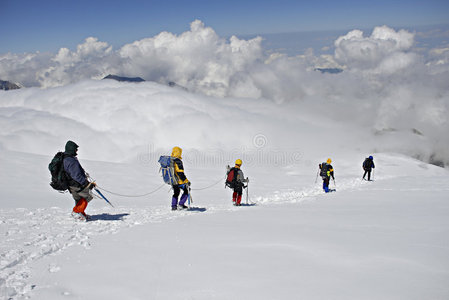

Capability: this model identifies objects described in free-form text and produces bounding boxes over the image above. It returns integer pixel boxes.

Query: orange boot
[73,198,88,219]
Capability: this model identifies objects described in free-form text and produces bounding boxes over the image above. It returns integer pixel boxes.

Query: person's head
[172,146,182,159]
[327,158,332,164]
[235,159,242,168]
[65,140,79,156]
[369,155,373,160]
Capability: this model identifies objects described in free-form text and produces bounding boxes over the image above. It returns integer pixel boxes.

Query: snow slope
[1,80,448,299]
[1,148,448,299]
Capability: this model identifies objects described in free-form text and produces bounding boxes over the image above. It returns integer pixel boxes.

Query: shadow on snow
[89,213,130,221]
[238,203,257,207]
[187,207,207,212]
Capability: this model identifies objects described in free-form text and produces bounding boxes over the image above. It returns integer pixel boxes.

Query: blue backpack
[158,156,176,185]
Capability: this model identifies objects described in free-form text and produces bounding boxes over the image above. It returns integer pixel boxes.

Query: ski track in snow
[0,173,430,299]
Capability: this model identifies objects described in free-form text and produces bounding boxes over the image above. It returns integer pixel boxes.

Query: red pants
[232,192,242,205]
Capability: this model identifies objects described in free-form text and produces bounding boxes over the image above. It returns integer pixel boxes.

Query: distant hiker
[362,156,375,181]
[319,158,335,193]
[170,146,190,210]
[226,159,248,206]
[63,141,96,220]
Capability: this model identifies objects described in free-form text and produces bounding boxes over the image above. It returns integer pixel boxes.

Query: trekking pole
[246,179,249,205]
[94,188,115,208]
[315,171,319,183]
[333,178,336,188]
[372,169,375,180]
[188,185,193,208]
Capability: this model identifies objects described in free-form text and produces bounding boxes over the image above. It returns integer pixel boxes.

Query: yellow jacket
[172,147,189,185]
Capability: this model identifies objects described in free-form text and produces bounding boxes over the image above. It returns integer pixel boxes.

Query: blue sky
[1,0,448,53]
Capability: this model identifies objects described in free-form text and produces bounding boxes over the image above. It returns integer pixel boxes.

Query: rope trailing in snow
[95,183,167,198]
[191,176,226,191]
[92,176,226,198]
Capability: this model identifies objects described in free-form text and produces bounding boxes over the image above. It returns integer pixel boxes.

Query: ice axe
[94,187,115,208]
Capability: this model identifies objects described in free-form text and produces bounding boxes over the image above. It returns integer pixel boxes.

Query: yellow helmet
[171,146,182,159]
[235,159,242,166]
[327,158,332,164]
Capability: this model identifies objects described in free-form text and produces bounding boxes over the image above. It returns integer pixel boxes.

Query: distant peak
[0,80,21,90]
[103,75,145,83]
[314,68,343,74]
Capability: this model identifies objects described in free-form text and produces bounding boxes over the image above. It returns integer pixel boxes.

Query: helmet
[326,158,332,164]
[171,146,182,159]
[369,156,373,160]
[235,159,242,166]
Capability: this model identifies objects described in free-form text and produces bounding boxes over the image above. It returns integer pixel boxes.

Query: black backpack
[363,158,372,169]
[319,162,328,177]
[49,152,70,191]
[225,166,238,188]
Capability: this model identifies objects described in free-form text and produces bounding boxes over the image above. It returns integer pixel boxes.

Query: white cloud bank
[334,26,416,72]
[0,20,448,166]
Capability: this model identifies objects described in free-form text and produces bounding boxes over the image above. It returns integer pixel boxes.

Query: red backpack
[225,166,238,188]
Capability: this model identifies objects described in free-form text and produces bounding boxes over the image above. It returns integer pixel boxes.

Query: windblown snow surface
[1,21,449,299]
[0,79,448,300]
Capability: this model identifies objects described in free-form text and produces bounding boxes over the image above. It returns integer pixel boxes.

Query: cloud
[0,52,52,87]
[119,20,264,97]
[0,21,449,166]
[36,37,122,88]
[334,26,416,72]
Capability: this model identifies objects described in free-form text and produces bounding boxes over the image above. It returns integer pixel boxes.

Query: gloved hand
[187,181,191,187]
[246,177,249,183]
[88,182,97,189]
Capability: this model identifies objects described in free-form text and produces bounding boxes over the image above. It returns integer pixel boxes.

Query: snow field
[1,150,448,299]
[0,77,448,299]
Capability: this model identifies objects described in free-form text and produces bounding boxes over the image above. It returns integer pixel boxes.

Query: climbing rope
[191,176,226,191]
[95,183,167,198]
[88,174,226,198]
